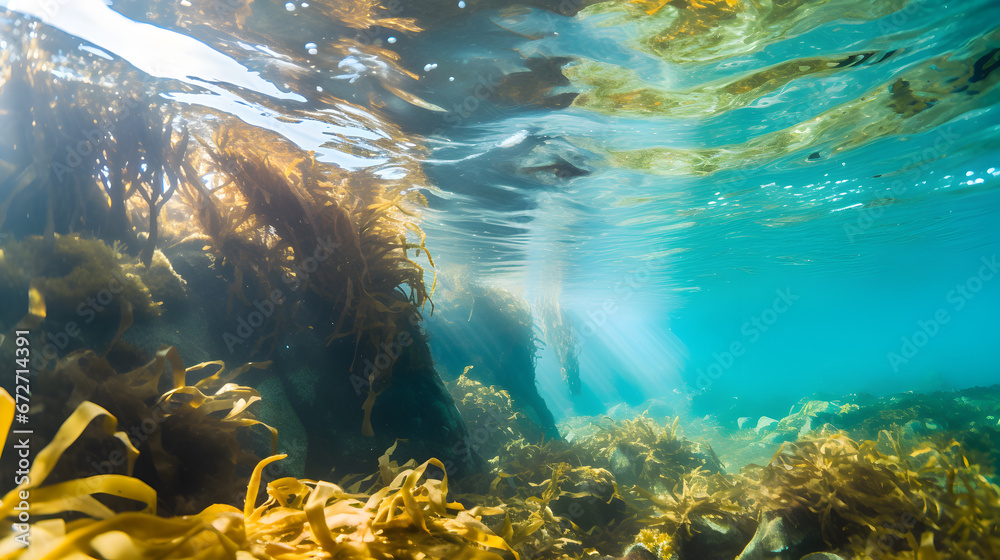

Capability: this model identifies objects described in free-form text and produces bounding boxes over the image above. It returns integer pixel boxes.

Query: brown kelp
[11,327,275,516]
[448,367,551,462]
[567,1,998,180]
[4,362,1000,560]
[1,8,447,455]
[169,119,435,434]
[455,415,726,559]
[571,416,725,494]
[0,49,189,265]
[746,432,1000,559]
[0,400,517,560]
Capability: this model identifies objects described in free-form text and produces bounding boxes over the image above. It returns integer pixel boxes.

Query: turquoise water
[2,1,1000,558]
[2,0,998,421]
[409,0,1000,419]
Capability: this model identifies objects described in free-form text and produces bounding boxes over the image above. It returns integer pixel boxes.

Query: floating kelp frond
[568,50,899,119]
[628,0,739,17]
[168,0,255,30]
[0,56,188,266]
[312,0,423,33]
[170,118,434,435]
[579,0,903,65]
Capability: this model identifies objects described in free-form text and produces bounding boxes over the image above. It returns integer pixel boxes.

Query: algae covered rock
[573,415,726,494]
[734,512,822,560]
[549,465,631,533]
[125,248,188,304]
[428,281,562,441]
[0,234,175,327]
[448,366,550,462]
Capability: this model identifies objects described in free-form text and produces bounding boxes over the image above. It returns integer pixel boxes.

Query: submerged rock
[682,515,755,560]
[550,466,630,532]
[427,281,562,441]
[735,513,823,560]
[104,238,489,481]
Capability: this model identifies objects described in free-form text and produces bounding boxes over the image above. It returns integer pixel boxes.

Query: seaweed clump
[4,329,275,516]
[628,430,1000,559]
[172,122,435,435]
[0,234,184,325]
[457,415,725,559]
[448,366,551,463]
[747,432,1000,559]
[573,416,725,495]
[0,401,517,560]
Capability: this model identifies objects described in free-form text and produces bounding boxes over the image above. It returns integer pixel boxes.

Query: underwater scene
[0,0,999,558]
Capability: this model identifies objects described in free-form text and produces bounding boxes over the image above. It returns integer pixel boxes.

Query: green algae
[0,234,185,325]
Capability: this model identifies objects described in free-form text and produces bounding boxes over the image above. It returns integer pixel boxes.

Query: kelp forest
[1,0,999,559]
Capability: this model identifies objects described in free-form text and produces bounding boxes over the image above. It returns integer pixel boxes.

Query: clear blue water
[408,0,1000,419]
[2,0,998,424]
[3,1,1000,558]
